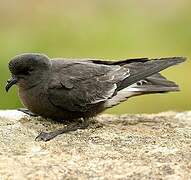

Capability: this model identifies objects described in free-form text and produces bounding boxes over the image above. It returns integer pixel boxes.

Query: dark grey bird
[6,53,185,141]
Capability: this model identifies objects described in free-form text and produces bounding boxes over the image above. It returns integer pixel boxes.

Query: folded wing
[48,57,185,111]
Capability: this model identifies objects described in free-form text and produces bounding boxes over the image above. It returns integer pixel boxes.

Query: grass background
[0,0,190,114]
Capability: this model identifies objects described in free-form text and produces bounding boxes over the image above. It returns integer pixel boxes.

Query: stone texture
[0,110,191,179]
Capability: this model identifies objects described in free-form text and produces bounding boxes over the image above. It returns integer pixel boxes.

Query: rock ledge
[0,110,191,179]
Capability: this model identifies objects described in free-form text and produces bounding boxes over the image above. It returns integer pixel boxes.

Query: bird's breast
[18,85,52,116]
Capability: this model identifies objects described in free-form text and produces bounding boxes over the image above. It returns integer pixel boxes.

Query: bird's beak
[6,76,18,92]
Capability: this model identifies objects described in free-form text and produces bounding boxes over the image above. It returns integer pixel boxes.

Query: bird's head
[6,53,52,92]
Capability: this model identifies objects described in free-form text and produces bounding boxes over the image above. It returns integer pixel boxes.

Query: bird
[6,53,185,141]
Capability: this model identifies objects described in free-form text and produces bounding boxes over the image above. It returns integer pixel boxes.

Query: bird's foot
[35,131,58,142]
[17,108,38,117]
[35,121,89,142]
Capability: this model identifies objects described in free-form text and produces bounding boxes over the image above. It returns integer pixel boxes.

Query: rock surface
[0,110,191,179]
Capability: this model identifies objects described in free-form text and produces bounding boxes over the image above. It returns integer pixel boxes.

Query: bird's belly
[18,87,80,120]
[18,87,106,121]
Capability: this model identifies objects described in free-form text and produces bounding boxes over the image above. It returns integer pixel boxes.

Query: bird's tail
[105,57,185,108]
[117,57,185,91]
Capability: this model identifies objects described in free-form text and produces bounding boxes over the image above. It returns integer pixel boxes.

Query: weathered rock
[0,110,191,179]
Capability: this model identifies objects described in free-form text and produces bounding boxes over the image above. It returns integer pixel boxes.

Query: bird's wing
[47,61,129,112]
[47,57,185,112]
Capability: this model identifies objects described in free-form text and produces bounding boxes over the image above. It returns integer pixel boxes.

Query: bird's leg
[17,108,38,117]
[35,119,89,142]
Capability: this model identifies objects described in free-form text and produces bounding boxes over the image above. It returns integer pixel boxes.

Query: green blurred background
[0,0,190,114]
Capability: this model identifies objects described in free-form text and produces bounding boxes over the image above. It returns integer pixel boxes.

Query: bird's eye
[18,68,34,76]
